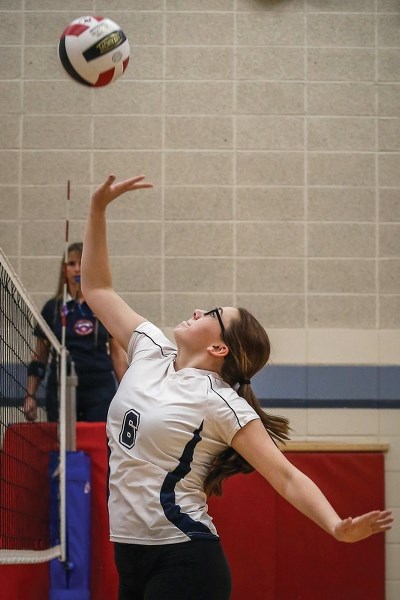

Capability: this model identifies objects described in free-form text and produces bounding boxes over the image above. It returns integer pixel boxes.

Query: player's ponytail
[204,308,290,497]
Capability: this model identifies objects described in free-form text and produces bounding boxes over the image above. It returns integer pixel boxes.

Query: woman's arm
[231,419,393,542]
[109,337,128,383]
[24,337,50,421]
[81,174,153,351]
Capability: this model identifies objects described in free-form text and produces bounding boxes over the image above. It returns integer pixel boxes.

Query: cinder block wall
[0,1,399,596]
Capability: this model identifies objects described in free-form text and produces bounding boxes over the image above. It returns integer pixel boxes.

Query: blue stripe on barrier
[1,364,399,409]
[253,365,400,409]
[258,399,400,409]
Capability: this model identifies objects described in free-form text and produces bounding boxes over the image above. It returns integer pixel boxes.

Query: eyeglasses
[203,307,225,335]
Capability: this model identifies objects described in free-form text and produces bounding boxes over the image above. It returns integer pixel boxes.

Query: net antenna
[62,180,70,350]
[0,247,67,564]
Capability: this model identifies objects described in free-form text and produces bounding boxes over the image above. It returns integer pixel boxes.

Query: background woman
[24,242,127,423]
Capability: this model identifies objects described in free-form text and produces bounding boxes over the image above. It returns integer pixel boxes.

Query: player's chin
[173,322,189,344]
[175,321,189,330]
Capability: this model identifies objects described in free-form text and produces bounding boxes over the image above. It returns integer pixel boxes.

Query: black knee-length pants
[114,539,232,600]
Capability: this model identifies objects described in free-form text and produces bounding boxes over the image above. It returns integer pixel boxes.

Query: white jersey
[107,321,260,545]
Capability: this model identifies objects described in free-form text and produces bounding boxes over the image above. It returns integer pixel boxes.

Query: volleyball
[58,15,130,87]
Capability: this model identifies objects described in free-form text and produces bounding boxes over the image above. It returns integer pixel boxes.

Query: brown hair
[203,307,290,496]
[55,242,83,299]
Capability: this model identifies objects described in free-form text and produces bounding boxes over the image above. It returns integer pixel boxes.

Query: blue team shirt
[37,297,114,384]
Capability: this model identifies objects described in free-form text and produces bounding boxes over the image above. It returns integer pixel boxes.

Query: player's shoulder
[205,374,259,438]
[206,375,255,411]
[206,374,236,400]
[128,321,177,362]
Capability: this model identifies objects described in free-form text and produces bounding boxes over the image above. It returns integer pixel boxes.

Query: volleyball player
[81,174,393,600]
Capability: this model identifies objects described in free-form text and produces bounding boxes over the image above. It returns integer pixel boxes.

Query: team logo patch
[74,319,94,336]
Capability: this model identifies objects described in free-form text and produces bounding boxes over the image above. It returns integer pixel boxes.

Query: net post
[66,360,77,451]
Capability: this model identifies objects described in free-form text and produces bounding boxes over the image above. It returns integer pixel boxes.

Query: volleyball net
[0,247,67,564]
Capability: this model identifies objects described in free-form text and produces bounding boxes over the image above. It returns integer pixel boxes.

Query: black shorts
[114,539,232,600]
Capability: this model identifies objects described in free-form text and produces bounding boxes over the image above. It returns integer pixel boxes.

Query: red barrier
[209,453,385,600]
[0,424,385,600]
[0,422,58,552]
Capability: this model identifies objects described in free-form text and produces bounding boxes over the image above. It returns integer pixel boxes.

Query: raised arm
[81,174,153,351]
[231,419,393,543]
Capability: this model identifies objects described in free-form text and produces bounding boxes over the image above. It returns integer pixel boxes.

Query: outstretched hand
[92,174,154,209]
[334,510,393,543]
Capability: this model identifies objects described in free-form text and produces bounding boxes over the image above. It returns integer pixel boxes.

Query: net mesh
[0,248,63,563]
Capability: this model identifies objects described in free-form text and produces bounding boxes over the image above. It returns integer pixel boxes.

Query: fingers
[24,408,36,422]
[103,174,154,194]
[377,509,393,519]
[111,174,144,186]
[119,175,153,191]
[92,174,153,208]
[335,509,393,543]
[358,509,392,521]
[356,510,393,535]
[374,511,393,531]
[26,406,36,421]
[98,173,116,192]
[367,510,393,524]
[24,396,38,421]
[371,522,392,534]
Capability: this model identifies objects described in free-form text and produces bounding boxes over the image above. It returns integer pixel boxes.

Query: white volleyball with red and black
[58,15,130,87]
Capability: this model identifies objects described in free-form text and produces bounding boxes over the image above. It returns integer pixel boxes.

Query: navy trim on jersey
[207,375,243,429]
[134,329,177,359]
[160,421,219,541]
